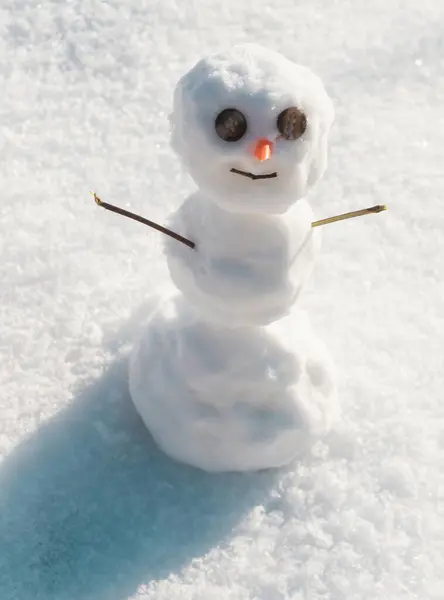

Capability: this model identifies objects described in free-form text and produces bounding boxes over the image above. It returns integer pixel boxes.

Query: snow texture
[129,294,336,471]
[130,44,336,471]
[171,44,334,215]
[166,195,320,325]
[1,0,444,599]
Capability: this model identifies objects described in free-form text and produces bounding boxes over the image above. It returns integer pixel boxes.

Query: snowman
[129,44,338,472]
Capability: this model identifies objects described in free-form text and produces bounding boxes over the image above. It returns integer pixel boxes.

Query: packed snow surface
[129,294,336,471]
[171,43,334,214]
[1,0,444,599]
[166,195,320,325]
[131,43,336,471]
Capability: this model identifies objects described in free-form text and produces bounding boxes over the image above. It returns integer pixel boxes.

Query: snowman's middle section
[165,193,321,327]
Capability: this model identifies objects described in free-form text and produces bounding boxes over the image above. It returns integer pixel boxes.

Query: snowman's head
[170,44,334,215]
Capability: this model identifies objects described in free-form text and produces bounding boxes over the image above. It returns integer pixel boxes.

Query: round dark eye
[277,107,307,140]
[215,108,247,142]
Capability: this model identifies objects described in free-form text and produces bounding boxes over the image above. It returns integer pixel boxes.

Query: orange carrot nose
[253,138,273,161]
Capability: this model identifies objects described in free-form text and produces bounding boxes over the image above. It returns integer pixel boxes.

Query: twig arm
[91,193,196,250]
[312,204,387,228]
[92,192,387,248]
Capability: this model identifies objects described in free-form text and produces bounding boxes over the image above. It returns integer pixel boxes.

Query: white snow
[170,44,334,214]
[129,293,336,471]
[1,0,444,599]
[165,194,320,325]
[130,44,336,471]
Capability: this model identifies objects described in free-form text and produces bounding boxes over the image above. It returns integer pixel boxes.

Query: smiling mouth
[230,168,278,180]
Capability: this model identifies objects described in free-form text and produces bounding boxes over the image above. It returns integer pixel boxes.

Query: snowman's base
[129,293,338,472]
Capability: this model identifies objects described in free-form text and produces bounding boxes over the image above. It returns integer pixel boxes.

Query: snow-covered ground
[1,0,443,598]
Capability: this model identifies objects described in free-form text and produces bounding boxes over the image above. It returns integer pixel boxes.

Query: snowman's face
[170,44,334,215]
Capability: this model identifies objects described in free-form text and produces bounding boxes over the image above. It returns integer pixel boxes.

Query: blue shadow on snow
[0,354,275,600]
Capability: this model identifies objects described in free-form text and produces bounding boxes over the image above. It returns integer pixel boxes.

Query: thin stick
[91,192,196,250]
[92,192,387,248]
[312,204,387,228]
